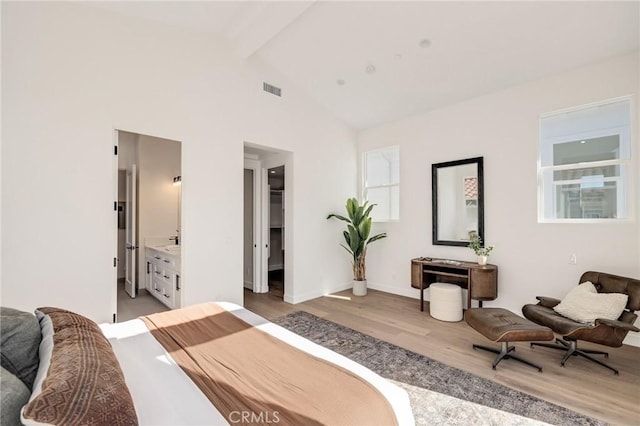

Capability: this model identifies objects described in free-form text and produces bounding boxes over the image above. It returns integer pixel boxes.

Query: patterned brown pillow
[21,307,138,426]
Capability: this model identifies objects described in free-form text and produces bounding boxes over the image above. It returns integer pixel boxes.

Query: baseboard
[283,288,320,304]
[243,280,253,290]
[325,281,354,297]
[284,290,320,304]
[285,281,418,304]
[284,281,352,304]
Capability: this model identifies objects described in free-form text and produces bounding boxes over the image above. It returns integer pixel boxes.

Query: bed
[1,302,414,425]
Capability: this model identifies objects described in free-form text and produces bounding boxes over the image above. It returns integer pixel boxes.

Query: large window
[538,98,631,221]
[362,146,399,221]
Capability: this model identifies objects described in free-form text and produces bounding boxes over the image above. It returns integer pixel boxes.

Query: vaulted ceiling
[89,1,639,130]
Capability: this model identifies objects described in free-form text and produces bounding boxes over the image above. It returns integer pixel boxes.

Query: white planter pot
[353,279,367,296]
[477,255,488,265]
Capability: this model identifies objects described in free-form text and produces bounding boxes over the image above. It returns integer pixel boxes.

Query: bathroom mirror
[432,157,484,246]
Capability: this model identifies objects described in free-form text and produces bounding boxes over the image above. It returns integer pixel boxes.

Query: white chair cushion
[553,281,628,325]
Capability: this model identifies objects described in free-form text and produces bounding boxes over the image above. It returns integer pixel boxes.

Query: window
[538,98,631,221]
[362,146,399,221]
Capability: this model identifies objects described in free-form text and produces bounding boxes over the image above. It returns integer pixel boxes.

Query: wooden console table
[411,257,498,310]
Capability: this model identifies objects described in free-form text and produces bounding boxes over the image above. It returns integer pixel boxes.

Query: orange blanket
[142,303,398,426]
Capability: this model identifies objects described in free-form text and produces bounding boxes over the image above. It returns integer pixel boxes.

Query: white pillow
[25,311,54,404]
[553,281,628,324]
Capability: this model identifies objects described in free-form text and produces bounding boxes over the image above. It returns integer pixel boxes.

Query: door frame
[112,130,120,323]
[113,127,185,321]
[243,145,293,301]
[261,155,290,298]
[244,158,264,293]
[124,164,137,297]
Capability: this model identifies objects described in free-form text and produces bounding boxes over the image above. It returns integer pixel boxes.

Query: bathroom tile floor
[117,280,168,322]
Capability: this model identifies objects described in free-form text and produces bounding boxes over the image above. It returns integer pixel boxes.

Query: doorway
[115,130,182,322]
[267,166,285,299]
[243,143,291,303]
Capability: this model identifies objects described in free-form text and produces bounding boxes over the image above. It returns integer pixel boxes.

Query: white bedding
[100,302,414,426]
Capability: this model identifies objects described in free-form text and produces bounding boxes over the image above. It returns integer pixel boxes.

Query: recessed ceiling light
[336,79,346,86]
[419,38,431,48]
[580,140,586,144]
[365,65,376,74]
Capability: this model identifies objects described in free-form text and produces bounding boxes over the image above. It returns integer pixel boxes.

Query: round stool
[429,283,463,322]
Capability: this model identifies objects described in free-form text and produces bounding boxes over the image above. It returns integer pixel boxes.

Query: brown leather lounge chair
[522,271,640,375]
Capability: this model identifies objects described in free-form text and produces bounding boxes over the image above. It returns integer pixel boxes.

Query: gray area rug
[273,311,605,426]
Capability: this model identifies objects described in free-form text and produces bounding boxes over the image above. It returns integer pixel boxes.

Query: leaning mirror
[432,157,484,246]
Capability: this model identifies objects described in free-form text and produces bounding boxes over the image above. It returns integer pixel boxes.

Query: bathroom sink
[163,245,181,252]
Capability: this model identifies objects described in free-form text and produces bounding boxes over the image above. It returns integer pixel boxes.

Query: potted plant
[468,231,494,265]
[327,198,387,296]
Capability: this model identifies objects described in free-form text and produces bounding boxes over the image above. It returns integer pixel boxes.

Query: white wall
[1,2,356,321]
[359,52,640,344]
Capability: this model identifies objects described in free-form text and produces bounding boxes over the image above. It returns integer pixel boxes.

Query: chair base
[530,338,619,375]
[473,341,543,372]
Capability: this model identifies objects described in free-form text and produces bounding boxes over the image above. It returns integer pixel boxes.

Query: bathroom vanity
[145,245,181,309]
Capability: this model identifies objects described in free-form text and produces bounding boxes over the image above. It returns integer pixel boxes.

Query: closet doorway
[267,166,285,299]
[243,143,291,302]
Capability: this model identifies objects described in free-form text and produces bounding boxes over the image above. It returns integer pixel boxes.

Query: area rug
[273,311,605,426]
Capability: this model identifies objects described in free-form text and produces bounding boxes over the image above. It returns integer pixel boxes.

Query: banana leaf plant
[327,198,387,281]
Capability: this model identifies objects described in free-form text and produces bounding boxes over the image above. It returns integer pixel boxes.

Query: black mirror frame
[432,156,484,247]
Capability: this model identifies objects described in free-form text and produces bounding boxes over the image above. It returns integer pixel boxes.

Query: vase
[477,255,488,265]
[353,279,367,296]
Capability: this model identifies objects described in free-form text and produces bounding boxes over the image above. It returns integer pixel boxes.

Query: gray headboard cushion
[0,307,42,390]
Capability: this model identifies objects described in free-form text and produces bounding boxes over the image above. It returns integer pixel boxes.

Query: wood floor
[244,288,640,425]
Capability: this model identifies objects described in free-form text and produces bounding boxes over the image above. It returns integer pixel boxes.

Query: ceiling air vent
[263,82,282,97]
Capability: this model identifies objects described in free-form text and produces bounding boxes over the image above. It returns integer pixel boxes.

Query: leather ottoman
[465,307,554,371]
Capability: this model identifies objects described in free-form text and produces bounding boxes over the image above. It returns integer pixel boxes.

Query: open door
[124,164,137,298]
[243,158,265,293]
[261,167,270,293]
[243,168,255,290]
